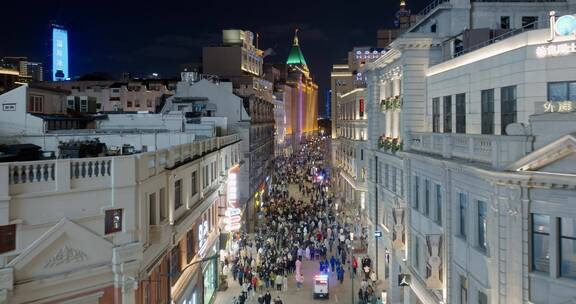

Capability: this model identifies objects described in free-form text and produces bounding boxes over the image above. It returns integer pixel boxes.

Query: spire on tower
[293,28,299,46]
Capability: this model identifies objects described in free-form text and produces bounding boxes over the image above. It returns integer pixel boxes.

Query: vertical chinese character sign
[52,27,69,81]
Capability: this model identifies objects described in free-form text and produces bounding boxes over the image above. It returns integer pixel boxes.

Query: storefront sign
[227,166,239,208]
[543,100,575,112]
[198,220,209,255]
[536,42,576,58]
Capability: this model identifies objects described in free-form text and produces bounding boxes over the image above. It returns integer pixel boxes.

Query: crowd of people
[222,137,381,304]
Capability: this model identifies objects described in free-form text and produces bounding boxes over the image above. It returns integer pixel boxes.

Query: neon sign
[536,42,576,58]
[52,27,69,81]
[543,100,574,112]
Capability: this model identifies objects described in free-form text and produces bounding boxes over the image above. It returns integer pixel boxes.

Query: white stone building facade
[0,134,241,304]
[364,1,576,304]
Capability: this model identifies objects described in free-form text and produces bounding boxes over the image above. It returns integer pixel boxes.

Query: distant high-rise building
[1,57,43,82]
[376,0,418,48]
[48,24,69,81]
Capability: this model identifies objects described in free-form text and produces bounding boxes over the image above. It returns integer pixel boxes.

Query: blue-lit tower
[48,24,69,81]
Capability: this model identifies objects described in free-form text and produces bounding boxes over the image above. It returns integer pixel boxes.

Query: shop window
[0,224,16,253]
[105,209,123,234]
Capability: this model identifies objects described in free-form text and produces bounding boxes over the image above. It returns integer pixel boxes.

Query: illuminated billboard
[52,27,69,81]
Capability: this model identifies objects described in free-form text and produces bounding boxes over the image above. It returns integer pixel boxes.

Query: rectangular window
[424,179,431,217]
[414,176,420,210]
[28,95,44,113]
[170,245,181,284]
[479,291,488,304]
[501,16,510,30]
[80,99,88,112]
[501,86,517,135]
[432,98,440,133]
[522,16,538,29]
[443,96,452,133]
[548,81,576,101]
[560,217,576,278]
[159,188,167,222]
[174,179,183,210]
[0,224,16,253]
[399,169,404,196]
[435,184,442,225]
[456,93,466,133]
[461,276,468,304]
[481,89,495,134]
[385,164,389,189]
[105,209,123,234]
[478,200,488,251]
[532,214,550,273]
[414,236,420,271]
[361,149,364,161]
[191,171,198,196]
[187,229,195,263]
[149,193,157,225]
[459,193,468,239]
[392,167,397,194]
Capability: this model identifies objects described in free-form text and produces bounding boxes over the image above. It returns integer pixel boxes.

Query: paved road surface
[213,183,363,304]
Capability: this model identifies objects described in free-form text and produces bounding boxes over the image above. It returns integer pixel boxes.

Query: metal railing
[452,20,544,58]
[417,0,450,17]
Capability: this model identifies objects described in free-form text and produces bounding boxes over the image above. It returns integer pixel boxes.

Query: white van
[313,274,329,299]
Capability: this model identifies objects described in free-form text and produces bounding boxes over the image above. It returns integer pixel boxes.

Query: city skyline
[0,0,429,117]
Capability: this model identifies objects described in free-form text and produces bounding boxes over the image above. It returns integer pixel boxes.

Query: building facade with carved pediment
[0,133,241,304]
[364,1,576,304]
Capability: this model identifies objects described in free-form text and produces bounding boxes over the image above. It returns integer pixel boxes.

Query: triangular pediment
[508,134,576,174]
[8,218,113,282]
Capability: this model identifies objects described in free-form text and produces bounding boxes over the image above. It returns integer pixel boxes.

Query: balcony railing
[406,132,533,169]
[1,134,242,195]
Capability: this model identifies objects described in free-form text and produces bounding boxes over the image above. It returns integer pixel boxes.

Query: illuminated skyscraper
[48,24,69,81]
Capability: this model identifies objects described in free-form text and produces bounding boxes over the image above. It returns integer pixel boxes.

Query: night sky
[1,0,430,116]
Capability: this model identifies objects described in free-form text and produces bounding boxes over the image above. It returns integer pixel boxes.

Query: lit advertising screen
[52,27,69,81]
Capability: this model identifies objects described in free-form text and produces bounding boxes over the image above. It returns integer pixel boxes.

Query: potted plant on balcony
[391,96,402,109]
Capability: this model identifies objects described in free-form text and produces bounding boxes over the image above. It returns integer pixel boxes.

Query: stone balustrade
[406,132,533,169]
